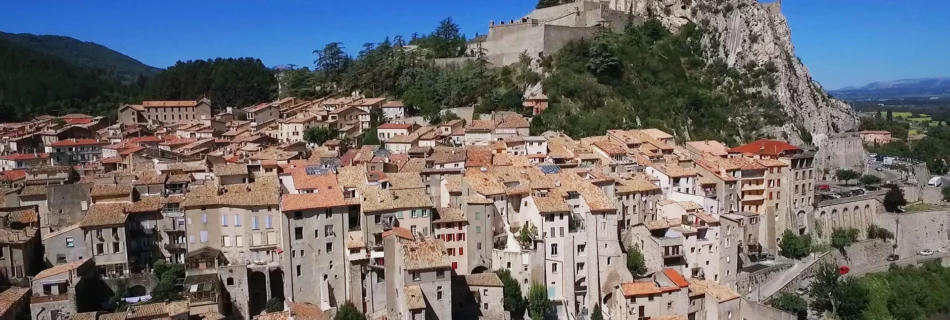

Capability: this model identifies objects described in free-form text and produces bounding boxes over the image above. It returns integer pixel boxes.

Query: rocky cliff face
[618,0,857,146]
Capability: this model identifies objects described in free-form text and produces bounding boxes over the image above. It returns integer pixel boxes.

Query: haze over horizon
[1,0,947,90]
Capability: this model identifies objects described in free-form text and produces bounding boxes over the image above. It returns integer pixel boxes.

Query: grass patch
[904,202,939,212]
[891,111,914,119]
[907,116,933,123]
[859,275,891,319]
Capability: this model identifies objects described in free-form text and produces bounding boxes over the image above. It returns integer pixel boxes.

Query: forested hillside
[0,31,159,82]
[0,37,143,121]
[144,58,276,110]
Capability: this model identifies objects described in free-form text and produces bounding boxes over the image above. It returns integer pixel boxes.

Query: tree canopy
[144,57,276,110]
[883,186,907,212]
[770,292,807,320]
[779,230,812,260]
[495,270,526,319]
[857,174,882,187]
[304,126,340,146]
[334,301,366,320]
[835,169,861,185]
[626,246,647,278]
[528,282,551,320]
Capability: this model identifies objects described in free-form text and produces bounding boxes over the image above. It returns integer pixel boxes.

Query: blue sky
[0,0,947,90]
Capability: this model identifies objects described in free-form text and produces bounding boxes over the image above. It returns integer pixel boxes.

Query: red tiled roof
[128,136,164,143]
[64,118,94,125]
[378,123,413,130]
[50,139,108,147]
[382,226,414,240]
[0,170,26,182]
[727,140,800,156]
[0,153,49,161]
[663,268,689,288]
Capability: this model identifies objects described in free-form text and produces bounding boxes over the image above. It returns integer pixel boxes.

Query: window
[224,236,232,247]
[437,286,443,300]
[412,272,420,281]
[227,277,234,285]
[221,215,228,226]
[326,242,333,253]
[66,237,74,248]
[552,263,558,273]
[112,242,120,253]
[577,244,585,254]
[235,214,242,226]
[314,229,319,238]
[294,211,303,219]
[265,216,273,229]
[459,247,464,255]
[295,227,303,240]
[201,213,207,223]
[296,265,302,277]
[96,243,104,255]
[550,243,558,256]
[200,230,208,243]
[476,226,482,234]
[436,270,445,279]
[236,235,244,247]
[577,263,585,272]
[252,217,259,229]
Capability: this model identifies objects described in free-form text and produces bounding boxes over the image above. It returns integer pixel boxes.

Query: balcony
[741,195,765,202]
[741,183,765,191]
[165,243,187,251]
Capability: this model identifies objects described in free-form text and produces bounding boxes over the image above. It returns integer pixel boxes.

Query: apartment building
[645,164,698,196]
[47,139,108,165]
[453,273,509,319]
[279,167,351,309]
[0,153,50,170]
[80,203,129,278]
[614,175,663,229]
[433,207,469,272]
[0,206,41,283]
[384,236,453,320]
[612,268,690,320]
[29,258,96,320]
[136,99,213,123]
[278,113,321,144]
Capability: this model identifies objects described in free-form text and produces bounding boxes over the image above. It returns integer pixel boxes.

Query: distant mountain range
[831,77,950,100]
[0,31,159,82]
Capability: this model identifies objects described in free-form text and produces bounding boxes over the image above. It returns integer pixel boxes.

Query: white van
[928,177,942,187]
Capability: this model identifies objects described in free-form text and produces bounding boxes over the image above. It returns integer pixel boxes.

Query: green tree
[770,292,807,320]
[150,261,185,302]
[626,246,647,278]
[858,174,882,186]
[590,303,604,320]
[266,297,284,313]
[527,282,551,320]
[875,110,882,119]
[495,270,527,319]
[830,228,860,250]
[866,224,894,241]
[883,186,907,212]
[942,185,950,201]
[303,126,339,145]
[834,169,861,185]
[886,109,893,121]
[334,301,366,320]
[109,280,130,311]
[779,230,812,260]
[313,42,351,89]
[809,263,870,319]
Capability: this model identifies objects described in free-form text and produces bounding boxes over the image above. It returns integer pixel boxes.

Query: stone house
[0,287,30,320]
[453,273,509,320]
[29,258,95,320]
[42,224,87,266]
[686,279,740,320]
[80,203,129,278]
[384,236,453,320]
[0,206,41,283]
[611,268,690,320]
[381,100,406,120]
[139,99,213,123]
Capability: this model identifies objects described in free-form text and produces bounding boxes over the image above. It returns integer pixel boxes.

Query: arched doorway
[248,271,267,316]
[129,285,147,297]
[471,265,489,274]
[269,269,284,300]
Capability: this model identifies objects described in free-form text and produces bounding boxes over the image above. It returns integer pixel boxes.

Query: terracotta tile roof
[444,176,461,193]
[0,152,49,161]
[405,286,426,310]
[556,171,615,212]
[382,100,405,108]
[182,176,280,207]
[99,313,126,320]
[34,258,90,279]
[128,302,172,318]
[128,196,164,213]
[399,158,427,172]
[402,239,449,270]
[0,207,38,224]
[653,316,688,320]
[81,203,128,227]
[640,128,674,140]
[100,156,123,164]
[90,184,132,198]
[464,273,504,287]
[0,226,36,244]
[465,150,493,168]
[434,207,466,223]
[289,302,326,320]
[727,157,766,171]
[378,123,413,130]
[290,169,340,190]
[42,223,81,241]
[213,164,248,176]
[73,312,99,320]
[50,139,108,147]
[282,192,345,211]
[19,185,47,197]
[360,186,432,213]
[430,149,466,165]
[533,196,569,213]
[466,120,496,131]
[383,226,414,241]
[0,287,29,316]
[134,174,167,185]
[687,278,739,302]
[164,161,207,172]
[757,158,788,167]
[255,311,290,320]
[495,114,530,128]
[644,218,681,230]
[651,164,697,178]
[463,168,505,196]
[166,301,190,316]
[685,140,729,157]
[616,176,660,193]
[346,230,365,249]
[728,139,801,157]
[142,100,202,108]
[336,166,365,188]
[167,174,192,183]
[663,268,689,287]
[620,281,663,297]
[386,172,425,190]
[0,168,25,183]
[463,194,493,204]
[592,140,627,155]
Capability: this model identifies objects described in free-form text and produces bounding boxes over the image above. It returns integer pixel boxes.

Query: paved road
[845,252,950,278]
[747,255,818,302]
[868,163,902,184]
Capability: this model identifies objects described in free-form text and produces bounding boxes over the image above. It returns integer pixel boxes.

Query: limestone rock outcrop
[612,0,857,146]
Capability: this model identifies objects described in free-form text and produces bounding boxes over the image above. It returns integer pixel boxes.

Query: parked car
[919,249,935,256]
[795,287,808,295]
[817,184,831,191]
[876,167,883,172]
[886,254,900,261]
